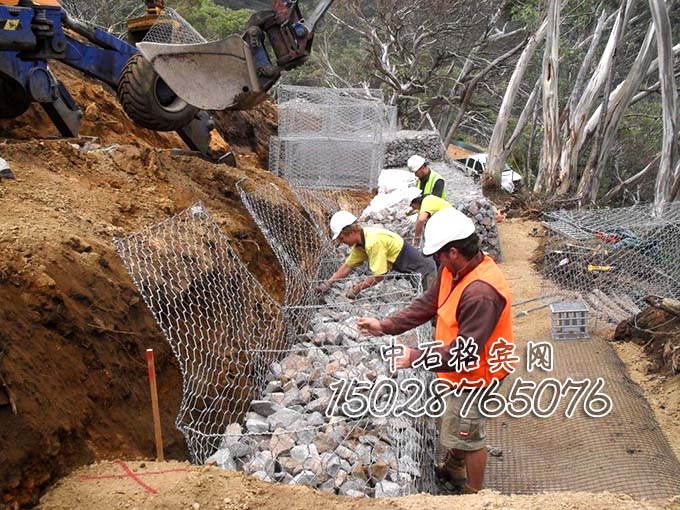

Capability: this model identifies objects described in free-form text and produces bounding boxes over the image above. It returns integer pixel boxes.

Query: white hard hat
[407,155,426,173]
[405,187,423,202]
[422,208,476,256]
[330,210,358,240]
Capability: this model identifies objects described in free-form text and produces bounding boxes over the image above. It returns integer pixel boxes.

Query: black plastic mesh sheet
[485,334,680,497]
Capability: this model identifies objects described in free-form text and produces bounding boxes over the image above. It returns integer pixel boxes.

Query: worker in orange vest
[357,207,515,494]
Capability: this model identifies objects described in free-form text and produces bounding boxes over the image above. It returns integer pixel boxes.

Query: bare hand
[356,317,384,336]
[316,282,331,294]
[346,284,362,300]
[396,346,417,369]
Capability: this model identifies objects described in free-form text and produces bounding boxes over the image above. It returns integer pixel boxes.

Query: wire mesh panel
[273,85,389,195]
[238,182,339,337]
[114,203,286,463]
[291,187,366,241]
[278,103,385,140]
[115,203,438,497]
[276,137,383,190]
[278,85,384,105]
[142,8,208,45]
[542,203,680,323]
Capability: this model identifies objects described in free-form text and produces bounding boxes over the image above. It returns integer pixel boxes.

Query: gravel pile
[383,131,443,168]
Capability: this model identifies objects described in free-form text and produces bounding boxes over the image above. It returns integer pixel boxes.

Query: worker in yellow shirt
[318,210,436,299]
[406,188,454,247]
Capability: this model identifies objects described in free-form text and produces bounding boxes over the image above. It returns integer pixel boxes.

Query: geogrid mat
[485,332,680,497]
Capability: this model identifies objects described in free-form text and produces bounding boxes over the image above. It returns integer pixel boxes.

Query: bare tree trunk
[574,26,658,203]
[486,20,548,188]
[601,154,660,203]
[558,0,631,197]
[442,40,526,147]
[581,28,662,146]
[649,0,679,212]
[576,0,633,205]
[526,90,542,186]
[577,46,617,206]
[536,0,562,196]
[562,11,612,126]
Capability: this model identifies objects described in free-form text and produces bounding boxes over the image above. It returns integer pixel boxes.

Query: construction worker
[357,207,515,494]
[318,210,436,298]
[407,154,447,199]
[406,187,454,247]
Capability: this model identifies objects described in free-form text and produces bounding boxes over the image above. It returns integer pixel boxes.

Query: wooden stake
[146,348,164,462]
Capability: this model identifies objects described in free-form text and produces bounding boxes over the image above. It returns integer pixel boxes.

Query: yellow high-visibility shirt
[421,195,454,217]
[345,227,404,276]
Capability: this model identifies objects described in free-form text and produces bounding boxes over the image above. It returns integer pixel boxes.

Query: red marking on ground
[80,468,189,481]
[78,461,190,494]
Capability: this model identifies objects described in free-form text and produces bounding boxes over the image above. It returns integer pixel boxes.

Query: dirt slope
[0,66,283,509]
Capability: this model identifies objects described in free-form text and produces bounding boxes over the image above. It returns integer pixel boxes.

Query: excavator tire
[0,76,31,119]
[117,53,199,132]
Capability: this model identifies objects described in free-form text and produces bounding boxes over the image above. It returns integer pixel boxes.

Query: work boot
[463,484,480,494]
[435,452,466,491]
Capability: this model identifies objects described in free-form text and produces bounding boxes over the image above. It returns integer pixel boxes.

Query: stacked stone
[383,130,443,168]
[361,203,416,241]
[459,197,502,262]
[428,161,503,262]
[360,191,502,262]
[206,280,428,498]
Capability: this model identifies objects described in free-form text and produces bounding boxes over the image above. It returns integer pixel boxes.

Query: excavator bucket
[136,36,263,111]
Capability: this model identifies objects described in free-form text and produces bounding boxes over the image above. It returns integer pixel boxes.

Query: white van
[459,153,523,193]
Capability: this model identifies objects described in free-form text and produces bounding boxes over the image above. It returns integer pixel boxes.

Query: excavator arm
[137,0,336,111]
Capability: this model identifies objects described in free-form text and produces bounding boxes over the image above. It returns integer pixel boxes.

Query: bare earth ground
[36,460,680,510]
[33,219,680,509]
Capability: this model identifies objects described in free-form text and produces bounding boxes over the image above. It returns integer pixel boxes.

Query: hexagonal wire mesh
[270,85,395,248]
[113,203,285,462]
[541,202,680,325]
[215,297,438,497]
[114,202,438,496]
[271,136,383,191]
[141,8,208,45]
[237,181,340,338]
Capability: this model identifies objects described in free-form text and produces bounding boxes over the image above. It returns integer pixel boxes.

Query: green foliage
[175,0,253,39]
[509,0,544,30]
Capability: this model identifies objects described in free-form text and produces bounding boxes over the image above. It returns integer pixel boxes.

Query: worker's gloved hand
[346,285,361,300]
[316,282,331,295]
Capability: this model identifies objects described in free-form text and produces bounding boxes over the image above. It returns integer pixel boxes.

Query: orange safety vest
[435,255,515,388]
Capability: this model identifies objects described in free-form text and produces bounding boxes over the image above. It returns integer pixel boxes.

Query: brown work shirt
[379,251,506,372]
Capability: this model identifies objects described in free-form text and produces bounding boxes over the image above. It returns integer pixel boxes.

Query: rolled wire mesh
[114,203,286,462]
[141,8,208,45]
[542,203,680,324]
